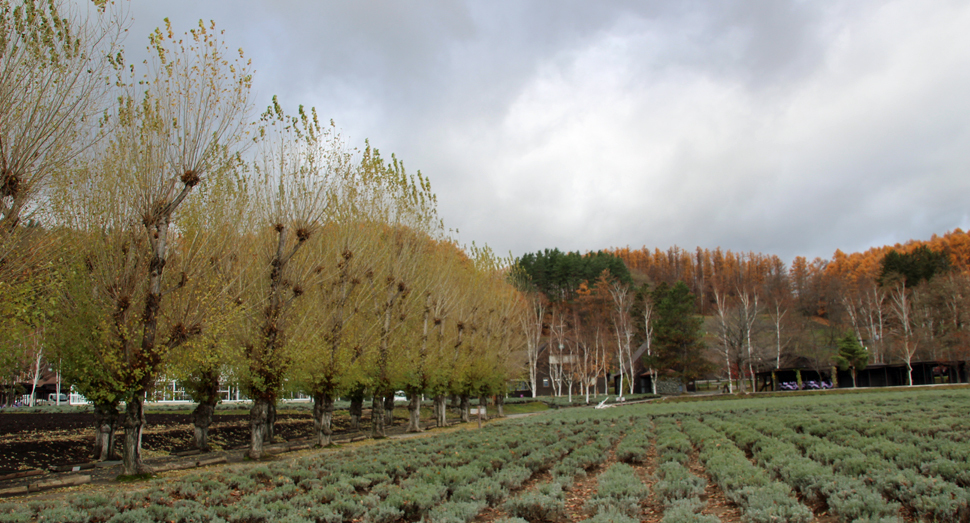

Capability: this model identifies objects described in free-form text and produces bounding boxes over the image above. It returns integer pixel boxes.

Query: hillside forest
[515,230,970,397]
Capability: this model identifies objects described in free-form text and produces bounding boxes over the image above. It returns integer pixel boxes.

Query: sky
[120,0,970,265]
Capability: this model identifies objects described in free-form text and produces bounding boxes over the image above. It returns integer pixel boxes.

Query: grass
[499,401,549,415]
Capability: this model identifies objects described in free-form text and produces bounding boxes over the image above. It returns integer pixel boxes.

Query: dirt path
[687,443,744,523]
[634,421,664,523]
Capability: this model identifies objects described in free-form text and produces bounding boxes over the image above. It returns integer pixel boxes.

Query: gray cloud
[120,1,970,265]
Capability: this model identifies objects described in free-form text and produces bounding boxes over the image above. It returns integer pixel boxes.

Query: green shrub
[580,507,640,523]
[653,462,706,503]
[594,464,648,501]
[423,500,486,523]
[105,509,156,523]
[495,465,532,490]
[584,464,648,518]
[615,444,648,464]
[736,483,812,523]
[274,514,314,523]
[660,499,720,523]
[34,506,89,523]
[822,478,901,523]
[226,504,273,523]
[381,481,449,519]
[503,489,567,523]
[170,500,222,523]
[453,477,507,505]
[0,504,32,523]
[329,497,367,520]
[363,504,403,523]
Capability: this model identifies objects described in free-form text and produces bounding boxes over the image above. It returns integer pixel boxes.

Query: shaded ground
[0,407,444,475]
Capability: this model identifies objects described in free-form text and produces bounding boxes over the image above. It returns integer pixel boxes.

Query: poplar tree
[0,0,121,410]
[240,98,348,459]
[52,18,252,475]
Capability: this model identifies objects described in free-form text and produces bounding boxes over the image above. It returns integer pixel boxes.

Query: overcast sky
[122,1,970,265]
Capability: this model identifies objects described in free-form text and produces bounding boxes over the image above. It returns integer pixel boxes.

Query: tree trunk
[433,394,447,427]
[496,395,504,418]
[736,357,747,393]
[349,386,364,431]
[384,394,395,427]
[265,401,277,443]
[247,397,269,460]
[93,402,119,461]
[478,395,489,421]
[372,395,386,438]
[190,369,220,452]
[349,398,363,431]
[851,368,858,388]
[312,393,335,447]
[191,399,217,452]
[121,394,147,475]
[459,395,470,423]
[29,349,43,407]
[406,393,423,433]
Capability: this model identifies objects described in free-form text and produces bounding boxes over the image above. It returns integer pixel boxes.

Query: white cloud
[118,0,970,265]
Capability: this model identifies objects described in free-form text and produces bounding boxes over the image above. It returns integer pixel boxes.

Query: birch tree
[712,288,737,393]
[737,289,761,391]
[608,279,635,397]
[889,279,917,386]
[548,304,567,397]
[636,285,657,395]
[518,286,544,398]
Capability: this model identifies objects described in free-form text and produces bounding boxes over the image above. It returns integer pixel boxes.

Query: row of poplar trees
[0,1,523,476]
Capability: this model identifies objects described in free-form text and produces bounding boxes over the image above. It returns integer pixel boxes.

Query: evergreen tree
[834,333,869,388]
[651,281,710,391]
[517,248,632,301]
[878,245,949,287]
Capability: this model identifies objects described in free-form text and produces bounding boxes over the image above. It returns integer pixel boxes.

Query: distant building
[755,360,969,391]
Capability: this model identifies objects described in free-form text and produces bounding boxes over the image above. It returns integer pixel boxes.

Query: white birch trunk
[890,281,917,386]
[713,289,734,394]
[29,346,43,407]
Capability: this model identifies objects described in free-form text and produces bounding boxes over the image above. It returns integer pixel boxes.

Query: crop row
[760,414,970,522]
[4,389,970,523]
[503,416,627,522]
[706,414,900,523]
[652,418,718,523]
[0,413,630,523]
[680,417,813,523]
